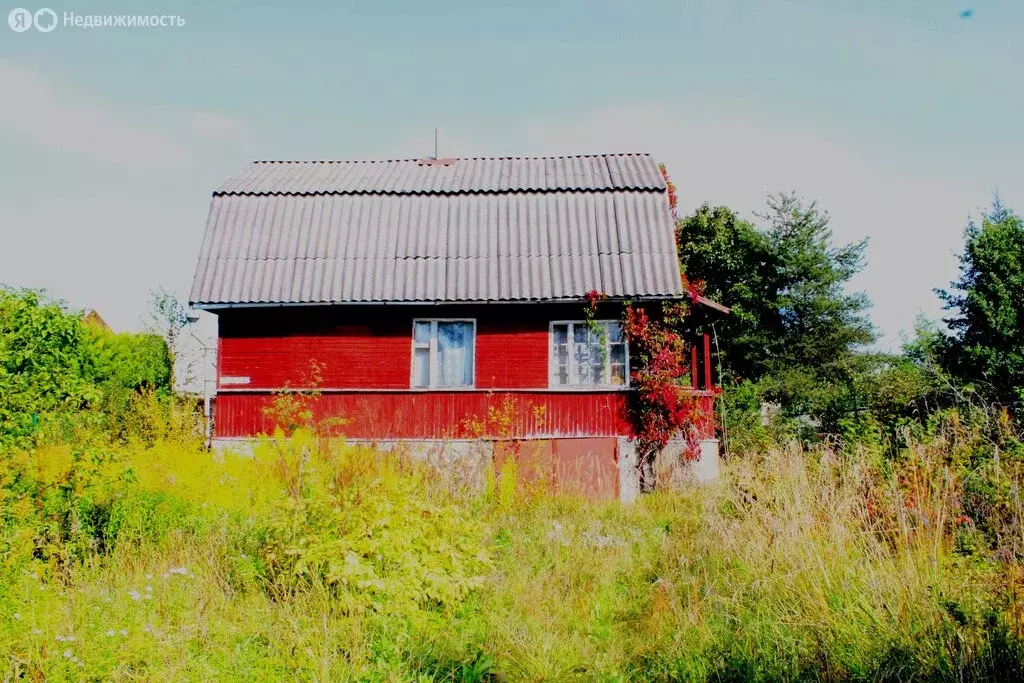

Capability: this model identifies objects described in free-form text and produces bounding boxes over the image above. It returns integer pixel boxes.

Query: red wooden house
[189,154,725,501]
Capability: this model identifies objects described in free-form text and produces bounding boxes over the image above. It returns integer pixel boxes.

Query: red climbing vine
[585,292,707,489]
[683,274,705,305]
[584,162,715,489]
[621,303,702,465]
[584,289,606,310]
[659,163,678,220]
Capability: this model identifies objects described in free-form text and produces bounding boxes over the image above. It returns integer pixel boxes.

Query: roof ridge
[250,153,654,165]
[212,186,666,198]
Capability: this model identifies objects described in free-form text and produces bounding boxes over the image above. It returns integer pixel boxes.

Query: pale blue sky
[1,0,1021,351]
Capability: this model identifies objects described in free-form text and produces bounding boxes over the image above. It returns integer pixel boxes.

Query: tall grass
[2,421,1023,680]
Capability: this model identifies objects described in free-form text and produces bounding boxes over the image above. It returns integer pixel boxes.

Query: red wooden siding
[217,305,559,391]
[216,391,631,439]
[476,319,549,388]
[214,391,717,440]
[219,313,411,390]
[212,305,719,441]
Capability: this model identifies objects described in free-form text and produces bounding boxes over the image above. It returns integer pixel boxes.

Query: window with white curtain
[411,320,475,388]
[550,321,628,388]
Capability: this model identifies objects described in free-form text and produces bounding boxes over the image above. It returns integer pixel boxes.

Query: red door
[492,438,619,501]
[552,438,618,501]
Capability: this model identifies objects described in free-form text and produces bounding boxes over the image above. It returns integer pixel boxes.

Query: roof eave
[190,294,689,311]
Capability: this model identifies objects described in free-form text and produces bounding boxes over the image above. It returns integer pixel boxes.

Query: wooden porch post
[691,345,699,389]
[703,333,712,389]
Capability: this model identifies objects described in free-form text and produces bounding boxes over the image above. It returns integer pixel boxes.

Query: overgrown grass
[3,423,1024,680]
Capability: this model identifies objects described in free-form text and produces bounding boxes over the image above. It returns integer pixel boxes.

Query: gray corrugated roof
[190,154,683,306]
[216,154,665,195]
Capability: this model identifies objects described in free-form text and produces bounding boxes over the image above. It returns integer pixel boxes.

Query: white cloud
[0,60,249,168]
[0,59,189,166]
[0,60,254,333]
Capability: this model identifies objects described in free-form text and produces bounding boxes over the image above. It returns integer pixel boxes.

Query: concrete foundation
[616,438,641,504]
[653,438,721,489]
[375,439,493,492]
[211,435,721,503]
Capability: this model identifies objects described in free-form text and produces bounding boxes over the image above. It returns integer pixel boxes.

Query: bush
[0,287,174,450]
[247,430,492,616]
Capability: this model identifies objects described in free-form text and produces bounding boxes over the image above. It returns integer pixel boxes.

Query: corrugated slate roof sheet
[190,154,684,306]
[216,154,664,195]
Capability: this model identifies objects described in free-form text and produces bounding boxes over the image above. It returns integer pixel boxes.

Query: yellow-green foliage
[249,430,492,616]
[2,424,1024,680]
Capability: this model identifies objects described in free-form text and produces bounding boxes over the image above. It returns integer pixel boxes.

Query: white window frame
[549,320,630,390]
[410,318,477,390]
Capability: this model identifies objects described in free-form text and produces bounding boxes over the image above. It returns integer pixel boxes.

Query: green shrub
[250,431,492,616]
[0,287,175,451]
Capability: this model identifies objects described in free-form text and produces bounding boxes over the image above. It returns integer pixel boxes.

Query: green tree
[146,286,188,390]
[938,198,1024,408]
[675,204,780,381]
[677,194,875,421]
[757,193,875,416]
[0,288,92,447]
[0,287,174,448]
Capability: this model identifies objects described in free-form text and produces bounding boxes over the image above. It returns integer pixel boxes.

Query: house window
[550,321,628,388]
[412,320,475,388]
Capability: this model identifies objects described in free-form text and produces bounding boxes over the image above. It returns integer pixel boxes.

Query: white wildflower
[546,520,571,546]
[32,628,41,635]
[55,634,75,642]
[120,629,128,636]
[12,612,20,621]
[145,573,153,580]
[128,590,141,601]
[145,585,152,592]
[63,649,73,659]
[582,530,625,548]
[168,567,190,576]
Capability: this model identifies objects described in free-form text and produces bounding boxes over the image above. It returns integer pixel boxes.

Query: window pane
[437,321,473,386]
[553,324,568,345]
[553,342,570,386]
[414,321,431,344]
[610,344,625,366]
[611,364,626,385]
[555,344,569,366]
[552,320,628,387]
[413,347,430,387]
[574,343,589,371]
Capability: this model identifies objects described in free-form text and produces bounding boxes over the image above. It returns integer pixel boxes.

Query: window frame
[548,320,630,390]
[410,318,477,390]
